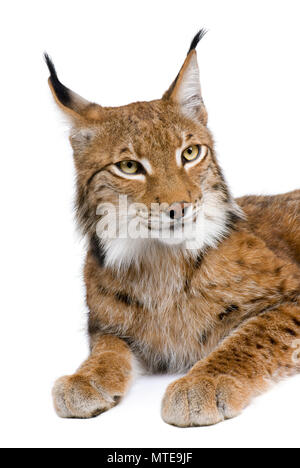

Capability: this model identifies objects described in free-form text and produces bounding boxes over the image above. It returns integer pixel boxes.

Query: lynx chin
[46,30,300,427]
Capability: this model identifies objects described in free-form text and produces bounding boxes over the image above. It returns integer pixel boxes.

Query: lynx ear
[163,30,208,125]
[44,54,103,122]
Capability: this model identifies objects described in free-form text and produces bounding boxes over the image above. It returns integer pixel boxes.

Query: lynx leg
[162,303,300,427]
[53,335,134,419]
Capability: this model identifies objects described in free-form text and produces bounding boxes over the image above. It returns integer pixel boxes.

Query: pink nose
[167,201,190,220]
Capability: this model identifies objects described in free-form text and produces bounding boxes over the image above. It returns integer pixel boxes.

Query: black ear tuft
[187,29,207,55]
[44,53,71,107]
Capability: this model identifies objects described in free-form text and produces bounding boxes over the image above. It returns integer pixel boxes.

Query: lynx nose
[167,201,190,220]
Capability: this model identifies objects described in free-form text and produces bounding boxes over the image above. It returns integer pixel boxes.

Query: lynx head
[45,31,243,270]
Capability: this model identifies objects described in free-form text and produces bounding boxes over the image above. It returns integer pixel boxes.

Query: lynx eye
[182,145,201,162]
[117,160,140,174]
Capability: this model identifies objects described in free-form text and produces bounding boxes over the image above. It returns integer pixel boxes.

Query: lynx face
[46,31,242,269]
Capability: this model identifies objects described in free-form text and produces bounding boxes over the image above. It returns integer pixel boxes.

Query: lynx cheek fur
[46,31,300,426]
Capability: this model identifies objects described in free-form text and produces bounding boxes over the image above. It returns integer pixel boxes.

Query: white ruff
[98,192,243,272]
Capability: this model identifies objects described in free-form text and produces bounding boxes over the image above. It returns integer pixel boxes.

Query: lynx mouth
[144,208,201,232]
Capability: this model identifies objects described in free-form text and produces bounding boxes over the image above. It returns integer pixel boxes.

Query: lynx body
[47,32,300,426]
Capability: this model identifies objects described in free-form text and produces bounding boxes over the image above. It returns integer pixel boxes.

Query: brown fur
[46,34,300,426]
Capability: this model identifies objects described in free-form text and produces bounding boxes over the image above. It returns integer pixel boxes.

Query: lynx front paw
[52,374,121,419]
[162,374,251,427]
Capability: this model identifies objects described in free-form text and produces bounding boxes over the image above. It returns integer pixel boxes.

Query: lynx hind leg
[52,335,134,419]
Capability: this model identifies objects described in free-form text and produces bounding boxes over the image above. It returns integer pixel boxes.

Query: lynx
[46,31,300,426]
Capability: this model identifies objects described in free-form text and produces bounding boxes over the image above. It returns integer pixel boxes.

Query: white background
[1,0,299,449]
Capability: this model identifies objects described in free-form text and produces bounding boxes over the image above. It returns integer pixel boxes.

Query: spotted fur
[47,32,300,426]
